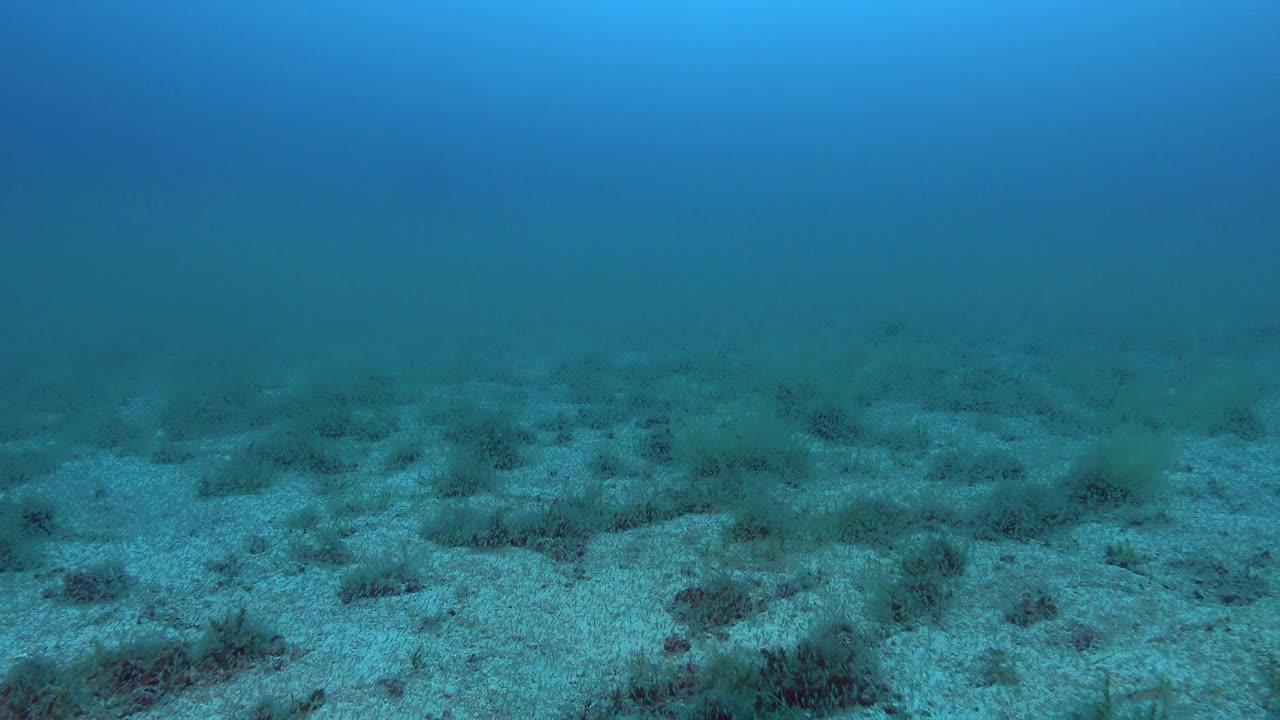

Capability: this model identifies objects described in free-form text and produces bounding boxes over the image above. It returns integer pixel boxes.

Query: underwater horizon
[2,3,1279,719]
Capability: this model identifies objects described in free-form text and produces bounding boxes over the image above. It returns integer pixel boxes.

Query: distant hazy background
[3,1,1277,363]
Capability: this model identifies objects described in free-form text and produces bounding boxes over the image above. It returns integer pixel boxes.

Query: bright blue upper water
[3,1,1277,356]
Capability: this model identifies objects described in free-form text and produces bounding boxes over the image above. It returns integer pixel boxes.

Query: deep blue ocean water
[3,1,1277,357]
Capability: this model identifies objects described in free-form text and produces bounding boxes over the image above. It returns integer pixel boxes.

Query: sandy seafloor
[2,325,1279,720]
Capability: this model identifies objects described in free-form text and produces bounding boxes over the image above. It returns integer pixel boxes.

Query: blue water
[4,1,1278,353]
[2,3,1278,718]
